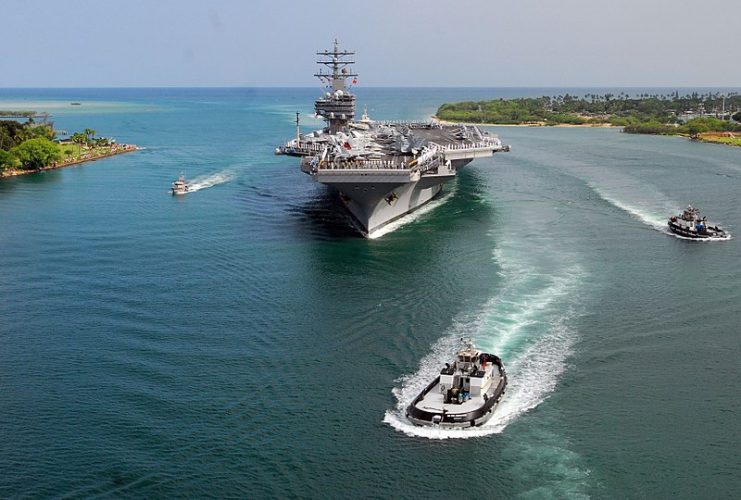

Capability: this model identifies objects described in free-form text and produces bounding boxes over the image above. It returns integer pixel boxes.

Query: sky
[2,0,740,87]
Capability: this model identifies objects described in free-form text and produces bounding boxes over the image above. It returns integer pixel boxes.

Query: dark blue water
[1,88,739,498]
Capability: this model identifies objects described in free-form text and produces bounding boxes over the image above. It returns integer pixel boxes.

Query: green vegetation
[436,93,741,140]
[622,116,741,136]
[68,129,111,149]
[697,136,741,147]
[1,119,59,172]
[10,138,62,170]
[0,149,20,170]
[1,117,123,175]
[0,119,56,150]
[438,95,601,125]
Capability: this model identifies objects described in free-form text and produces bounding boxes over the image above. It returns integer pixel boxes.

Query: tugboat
[171,173,190,196]
[406,340,507,428]
[668,206,729,239]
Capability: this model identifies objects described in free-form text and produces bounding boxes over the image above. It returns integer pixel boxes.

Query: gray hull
[275,40,509,238]
[339,179,443,237]
[316,159,472,237]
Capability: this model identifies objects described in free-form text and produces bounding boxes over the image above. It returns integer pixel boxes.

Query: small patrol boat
[668,206,729,239]
[171,173,190,195]
[406,340,507,428]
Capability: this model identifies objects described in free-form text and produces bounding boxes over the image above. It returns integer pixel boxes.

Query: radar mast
[314,39,357,133]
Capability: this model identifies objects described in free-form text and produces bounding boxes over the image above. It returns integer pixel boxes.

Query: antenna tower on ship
[313,39,358,133]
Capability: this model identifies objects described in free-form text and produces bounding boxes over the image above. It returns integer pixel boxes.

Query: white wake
[384,259,584,439]
[589,181,671,231]
[187,169,236,192]
[588,182,731,241]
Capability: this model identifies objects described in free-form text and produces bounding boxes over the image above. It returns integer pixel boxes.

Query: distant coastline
[433,117,619,128]
[435,93,741,148]
[435,116,741,147]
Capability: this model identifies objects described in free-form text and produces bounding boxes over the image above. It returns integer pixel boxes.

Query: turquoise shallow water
[1,88,740,498]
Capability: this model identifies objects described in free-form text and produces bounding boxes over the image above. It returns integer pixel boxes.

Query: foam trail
[553,161,694,238]
[589,182,731,241]
[187,169,236,192]
[481,316,575,432]
[384,261,584,439]
[588,181,673,232]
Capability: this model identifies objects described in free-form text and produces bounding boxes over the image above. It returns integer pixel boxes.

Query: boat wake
[589,182,731,241]
[384,245,585,439]
[587,181,674,233]
[187,169,236,192]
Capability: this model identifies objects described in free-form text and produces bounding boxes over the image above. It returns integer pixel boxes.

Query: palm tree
[71,132,86,145]
[83,128,96,145]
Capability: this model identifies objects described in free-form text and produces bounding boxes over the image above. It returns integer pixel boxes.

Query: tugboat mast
[313,39,358,133]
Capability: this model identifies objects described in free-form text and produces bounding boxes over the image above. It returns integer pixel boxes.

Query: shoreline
[1,144,140,179]
[432,116,619,128]
[692,132,741,148]
[434,116,740,147]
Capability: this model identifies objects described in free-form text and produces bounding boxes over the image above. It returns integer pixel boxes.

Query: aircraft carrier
[276,40,510,238]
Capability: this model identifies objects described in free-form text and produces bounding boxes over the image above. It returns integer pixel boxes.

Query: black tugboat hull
[405,370,508,428]
[668,222,728,239]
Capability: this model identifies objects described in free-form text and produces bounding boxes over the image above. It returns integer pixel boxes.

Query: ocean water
[1,88,740,498]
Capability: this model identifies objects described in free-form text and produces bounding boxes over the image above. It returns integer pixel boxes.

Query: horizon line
[2,85,741,90]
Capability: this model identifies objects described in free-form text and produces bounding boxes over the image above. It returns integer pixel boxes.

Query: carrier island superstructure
[276,40,509,237]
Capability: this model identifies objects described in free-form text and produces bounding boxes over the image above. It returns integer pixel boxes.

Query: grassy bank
[695,133,741,147]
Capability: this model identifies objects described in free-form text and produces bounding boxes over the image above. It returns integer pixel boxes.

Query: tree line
[0,120,60,171]
[1,119,111,172]
[436,93,741,130]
